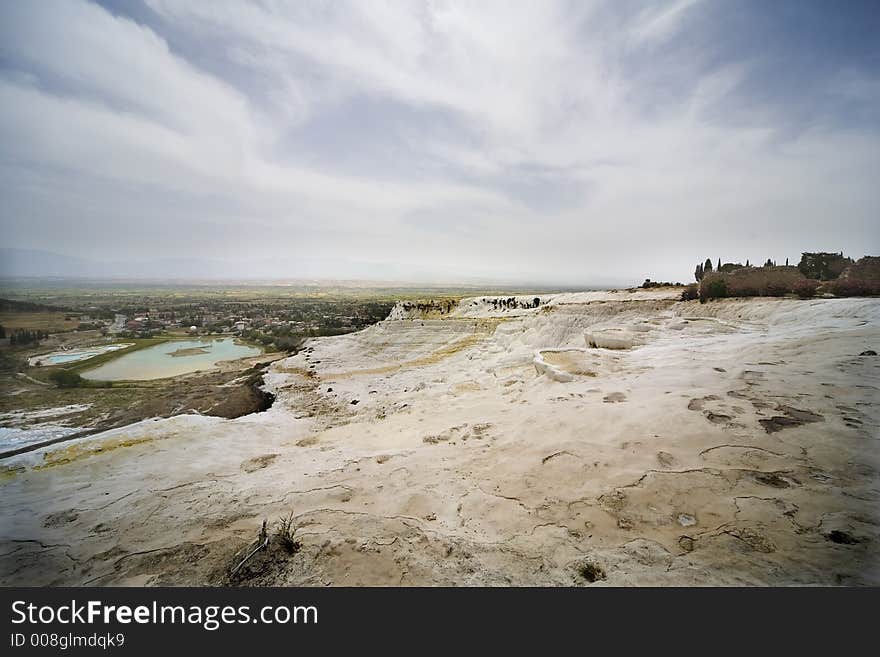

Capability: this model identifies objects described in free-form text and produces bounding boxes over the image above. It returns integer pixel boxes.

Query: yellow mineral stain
[326,319,501,379]
[35,434,155,469]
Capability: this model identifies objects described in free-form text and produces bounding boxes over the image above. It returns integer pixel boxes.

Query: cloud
[628,0,702,47]
[0,0,878,284]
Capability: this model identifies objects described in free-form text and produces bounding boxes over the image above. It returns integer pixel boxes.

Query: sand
[1,289,877,586]
[168,346,211,357]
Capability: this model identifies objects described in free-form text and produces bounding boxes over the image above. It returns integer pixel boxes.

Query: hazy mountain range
[1,248,237,281]
[0,249,621,288]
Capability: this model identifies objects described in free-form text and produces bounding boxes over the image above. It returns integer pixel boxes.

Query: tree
[49,369,84,388]
[717,258,721,271]
[9,329,41,346]
[695,263,704,281]
[785,257,789,266]
[0,324,5,339]
[797,252,854,280]
[765,258,773,267]
[745,259,750,267]
[704,258,713,275]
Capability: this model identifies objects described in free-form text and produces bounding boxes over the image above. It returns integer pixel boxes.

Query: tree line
[694,252,852,283]
[7,328,48,346]
[694,256,802,281]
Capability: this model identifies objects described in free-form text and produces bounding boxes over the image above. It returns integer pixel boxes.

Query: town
[0,285,402,354]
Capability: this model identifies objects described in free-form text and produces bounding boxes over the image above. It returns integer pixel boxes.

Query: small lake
[81,338,262,381]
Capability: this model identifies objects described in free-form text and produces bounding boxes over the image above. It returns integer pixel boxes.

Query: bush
[700,278,728,302]
[680,284,699,301]
[701,266,805,298]
[0,351,21,373]
[765,282,790,297]
[829,278,880,297]
[48,369,84,388]
[792,279,820,299]
[727,284,760,298]
[272,335,305,352]
[643,279,683,289]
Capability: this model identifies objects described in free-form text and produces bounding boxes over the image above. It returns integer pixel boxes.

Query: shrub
[680,284,699,301]
[643,279,683,289]
[273,512,300,554]
[765,282,790,297]
[48,369,84,388]
[578,561,606,582]
[728,284,760,298]
[700,278,728,302]
[829,278,880,297]
[703,266,804,298]
[792,279,820,299]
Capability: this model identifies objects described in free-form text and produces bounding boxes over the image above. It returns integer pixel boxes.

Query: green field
[0,311,80,332]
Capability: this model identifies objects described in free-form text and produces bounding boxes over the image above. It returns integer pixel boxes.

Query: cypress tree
[704,258,713,274]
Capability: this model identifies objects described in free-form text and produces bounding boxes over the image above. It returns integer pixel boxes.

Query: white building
[110,314,126,333]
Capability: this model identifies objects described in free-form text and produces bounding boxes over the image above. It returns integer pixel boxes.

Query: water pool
[81,338,261,381]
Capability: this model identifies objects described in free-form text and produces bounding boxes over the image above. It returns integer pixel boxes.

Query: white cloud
[628,0,703,47]
[0,0,878,283]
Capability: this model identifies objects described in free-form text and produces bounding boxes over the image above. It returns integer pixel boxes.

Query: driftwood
[230,519,269,576]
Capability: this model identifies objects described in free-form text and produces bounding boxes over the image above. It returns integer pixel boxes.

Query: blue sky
[1,0,879,284]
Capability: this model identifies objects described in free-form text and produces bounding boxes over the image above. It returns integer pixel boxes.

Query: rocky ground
[1,289,877,586]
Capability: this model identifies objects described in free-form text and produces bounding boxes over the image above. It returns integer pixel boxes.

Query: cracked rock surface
[1,290,878,585]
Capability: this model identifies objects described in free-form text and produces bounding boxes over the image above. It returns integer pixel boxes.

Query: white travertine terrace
[1,289,878,585]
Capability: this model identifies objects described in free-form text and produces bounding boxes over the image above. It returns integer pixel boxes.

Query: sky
[1,0,879,285]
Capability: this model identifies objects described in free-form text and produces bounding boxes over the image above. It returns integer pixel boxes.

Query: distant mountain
[0,248,626,288]
[0,248,230,280]
[0,249,405,281]
[0,248,100,278]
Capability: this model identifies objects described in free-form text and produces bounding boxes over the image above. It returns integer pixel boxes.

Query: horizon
[2,1,880,283]
[0,246,874,291]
